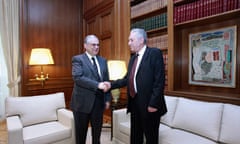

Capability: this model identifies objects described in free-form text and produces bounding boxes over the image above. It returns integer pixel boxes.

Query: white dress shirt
[134,45,146,93]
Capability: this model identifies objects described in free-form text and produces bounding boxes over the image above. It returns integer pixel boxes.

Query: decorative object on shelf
[189,25,237,88]
[107,60,127,103]
[29,48,54,87]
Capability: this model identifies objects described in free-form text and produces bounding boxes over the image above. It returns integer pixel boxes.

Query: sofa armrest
[113,108,129,123]
[57,108,74,127]
[113,108,130,137]
[6,116,23,144]
[57,108,75,143]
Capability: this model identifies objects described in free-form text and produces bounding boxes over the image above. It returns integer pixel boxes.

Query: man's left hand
[148,106,157,112]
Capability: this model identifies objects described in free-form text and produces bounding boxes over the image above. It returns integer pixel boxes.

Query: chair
[5,92,75,144]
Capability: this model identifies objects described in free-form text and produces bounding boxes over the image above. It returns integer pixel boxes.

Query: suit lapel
[83,53,100,80]
[136,47,150,75]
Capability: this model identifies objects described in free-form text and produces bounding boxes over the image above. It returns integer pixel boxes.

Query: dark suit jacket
[70,53,111,113]
[111,47,167,116]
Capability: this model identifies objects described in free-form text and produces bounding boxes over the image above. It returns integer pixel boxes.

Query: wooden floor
[0,120,7,144]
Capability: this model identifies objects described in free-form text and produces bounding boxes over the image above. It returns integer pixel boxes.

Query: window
[0,34,9,120]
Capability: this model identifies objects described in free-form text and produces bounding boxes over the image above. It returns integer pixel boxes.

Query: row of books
[162,51,168,71]
[131,13,167,31]
[147,34,168,88]
[131,0,167,19]
[148,34,168,50]
[163,52,168,88]
[148,37,168,88]
[174,0,240,24]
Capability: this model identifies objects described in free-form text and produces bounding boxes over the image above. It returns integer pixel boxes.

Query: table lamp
[29,48,54,87]
[107,60,127,103]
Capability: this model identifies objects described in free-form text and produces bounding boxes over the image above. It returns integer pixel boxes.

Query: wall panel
[100,38,112,60]
[83,0,130,100]
[20,0,83,108]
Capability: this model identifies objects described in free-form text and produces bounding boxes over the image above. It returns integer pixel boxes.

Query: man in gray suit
[71,35,111,144]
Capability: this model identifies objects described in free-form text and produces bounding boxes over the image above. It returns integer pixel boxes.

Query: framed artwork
[189,26,237,88]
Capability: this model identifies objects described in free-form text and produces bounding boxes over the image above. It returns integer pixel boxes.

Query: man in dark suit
[71,35,111,144]
[107,28,167,144]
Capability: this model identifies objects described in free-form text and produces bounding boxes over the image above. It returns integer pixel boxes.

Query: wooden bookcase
[131,0,240,105]
[130,0,169,90]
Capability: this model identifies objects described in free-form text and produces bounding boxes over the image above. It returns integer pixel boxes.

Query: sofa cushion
[172,98,223,141]
[23,121,71,144]
[219,103,240,144]
[5,92,65,127]
[161,96,178,127]
[159,129,218,144]
[159,123,172,132]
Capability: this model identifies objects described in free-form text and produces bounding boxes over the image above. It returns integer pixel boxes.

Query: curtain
[0,0,20,120]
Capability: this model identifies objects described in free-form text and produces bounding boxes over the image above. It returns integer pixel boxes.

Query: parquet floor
[0,120,7,144]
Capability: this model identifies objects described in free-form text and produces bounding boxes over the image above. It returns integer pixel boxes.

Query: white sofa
[5,92,75,144]
[112,95,240,144]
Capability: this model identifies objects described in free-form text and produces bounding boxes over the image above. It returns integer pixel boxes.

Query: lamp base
[35,71,49,87]
[111,89,120,103]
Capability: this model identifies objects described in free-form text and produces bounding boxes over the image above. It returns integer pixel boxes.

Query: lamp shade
[108,60,127,80]
[29,48,54,65]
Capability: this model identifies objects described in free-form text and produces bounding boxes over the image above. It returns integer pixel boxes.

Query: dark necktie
[129,54,138,98]
[92,57,101,81]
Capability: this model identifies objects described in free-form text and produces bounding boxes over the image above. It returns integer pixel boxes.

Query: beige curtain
[0,0,20,119]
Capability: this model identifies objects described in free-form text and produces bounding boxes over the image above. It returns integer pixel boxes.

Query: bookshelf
[130,0,169,90]
[169,0,240,105]
[131,0,240,105]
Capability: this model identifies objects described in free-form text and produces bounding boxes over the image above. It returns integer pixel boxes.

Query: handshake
[98,81,111,92]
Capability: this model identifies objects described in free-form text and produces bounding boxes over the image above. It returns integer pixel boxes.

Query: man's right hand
[98,82,111,92]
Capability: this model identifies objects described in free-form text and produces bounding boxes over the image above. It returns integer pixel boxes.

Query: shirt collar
[137,45,146,56]
[85,52,96,61]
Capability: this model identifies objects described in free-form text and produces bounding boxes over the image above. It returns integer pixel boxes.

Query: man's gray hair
[131,28,147,44]
[84,35,98,44]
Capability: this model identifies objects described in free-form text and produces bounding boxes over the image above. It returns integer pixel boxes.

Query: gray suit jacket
[70,53,111,113]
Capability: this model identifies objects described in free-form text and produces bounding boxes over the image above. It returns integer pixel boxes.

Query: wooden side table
[110,98,127,140]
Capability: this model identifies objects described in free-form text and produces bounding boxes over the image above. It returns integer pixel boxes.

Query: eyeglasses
[88,43,100,47]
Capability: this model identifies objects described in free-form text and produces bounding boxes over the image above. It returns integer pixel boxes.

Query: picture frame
[189,26,237,88]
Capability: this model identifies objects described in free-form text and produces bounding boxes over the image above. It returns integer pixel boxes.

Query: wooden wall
[83,0,115,60]
[83,0,130,62]
[20,0,130,108]
[19,0,239,110]
[20,0,83,108]
[83,0,130,99]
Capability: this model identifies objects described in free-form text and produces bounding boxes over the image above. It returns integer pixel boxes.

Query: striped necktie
[129,54,138,98]
[92,57,101,81]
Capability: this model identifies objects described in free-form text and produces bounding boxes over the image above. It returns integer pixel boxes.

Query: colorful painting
[189,26,236,88]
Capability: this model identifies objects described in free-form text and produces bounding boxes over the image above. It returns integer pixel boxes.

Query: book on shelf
[164,52,168,89]
[131,0,167,18]
[147,34,168,50]
[174,0,240,24]
[131,13,167,31]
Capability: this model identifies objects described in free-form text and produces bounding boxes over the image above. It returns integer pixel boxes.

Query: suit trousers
[73,93,105,144]
[130,95,161,144]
